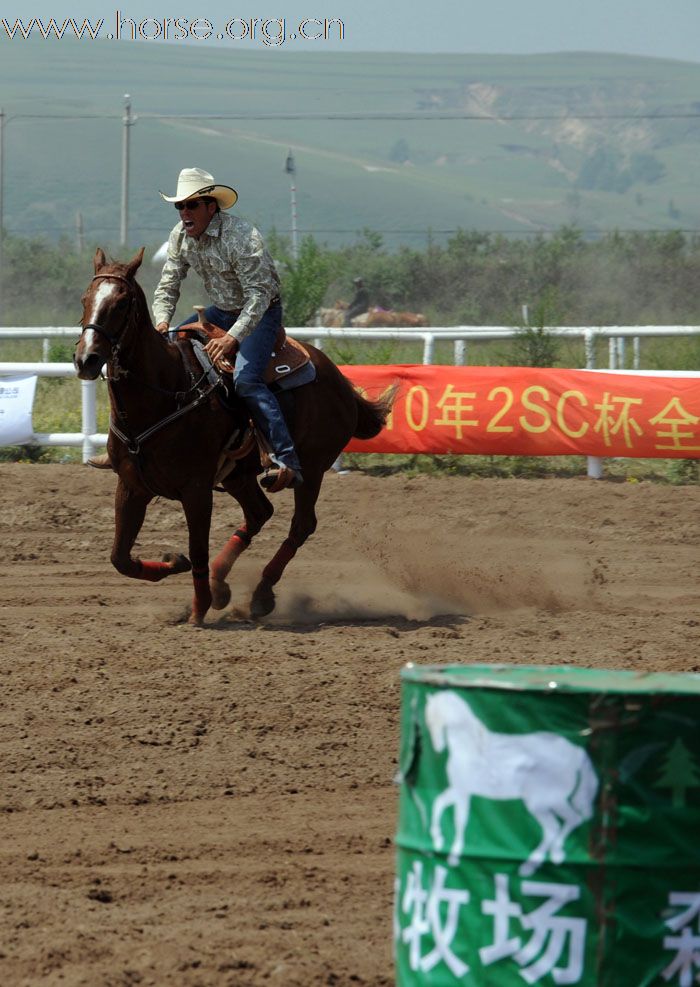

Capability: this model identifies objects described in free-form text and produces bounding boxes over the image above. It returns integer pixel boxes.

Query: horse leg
[111,479,191,582]
[180,487,215,627]
[448,793,470,867]
[519,808,560,876]
[209,475,274,611]
[250,471,323,619]
[549,803,584,864]
[430,788,454,852]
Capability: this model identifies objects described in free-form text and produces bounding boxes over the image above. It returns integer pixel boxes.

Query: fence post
[422,334,434,365]
[584,329,595,369]
[81,379,98,463]
[617,336,626,368]
[454,339,465,366]
[585,329,603,477]
[587,457,604,479]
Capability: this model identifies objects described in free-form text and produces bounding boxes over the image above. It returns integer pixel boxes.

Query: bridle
[80,273,136,352]
[78,271,223,480]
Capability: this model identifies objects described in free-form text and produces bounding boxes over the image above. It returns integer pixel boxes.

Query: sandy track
[0,465,698,985]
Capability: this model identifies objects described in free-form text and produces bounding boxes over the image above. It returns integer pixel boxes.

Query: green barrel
[395,664,700,986]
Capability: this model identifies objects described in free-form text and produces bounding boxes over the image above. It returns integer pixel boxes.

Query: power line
[6,110,700,122]
[147,111,700,121]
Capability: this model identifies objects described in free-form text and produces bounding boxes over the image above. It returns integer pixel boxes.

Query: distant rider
[343,277,370,327]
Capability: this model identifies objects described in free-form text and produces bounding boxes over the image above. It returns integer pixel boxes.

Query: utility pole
[76,211,84,253]
[285,148,298,261]
[120,94,133,247]
[0,107,5,304]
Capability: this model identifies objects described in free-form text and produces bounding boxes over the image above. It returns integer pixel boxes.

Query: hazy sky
[8,0,700,62]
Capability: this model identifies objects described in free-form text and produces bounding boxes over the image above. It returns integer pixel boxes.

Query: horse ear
[93,247,107,273]
[125,247,145,279]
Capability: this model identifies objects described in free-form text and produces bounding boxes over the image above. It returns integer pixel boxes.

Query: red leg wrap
[262,539,297,586]
[210,533,248,582]
[138,560,173,582]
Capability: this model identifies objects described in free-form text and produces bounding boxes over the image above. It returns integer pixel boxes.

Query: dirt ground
[0,464,698,986]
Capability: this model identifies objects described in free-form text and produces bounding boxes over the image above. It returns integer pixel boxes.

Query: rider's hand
[156,322,170,335]
[205,334,238,366]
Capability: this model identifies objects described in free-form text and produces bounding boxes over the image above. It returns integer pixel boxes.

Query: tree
[279,236,331,327]
[654,738,700,808]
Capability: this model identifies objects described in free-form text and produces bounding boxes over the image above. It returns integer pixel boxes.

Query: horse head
[425,692,449,752]
[425,691,482,755]
[74,247,146,380]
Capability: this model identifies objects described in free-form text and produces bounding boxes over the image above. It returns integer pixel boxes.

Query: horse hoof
[210,579,231,610]
[187,612,205,628]
[250,581,276,619]
[163,552,192,575]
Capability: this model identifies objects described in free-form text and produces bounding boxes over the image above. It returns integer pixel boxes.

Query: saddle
[175,306,315,389]
[175,307,315,487]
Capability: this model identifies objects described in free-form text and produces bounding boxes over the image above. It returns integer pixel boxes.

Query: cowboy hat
[159,167,238,209]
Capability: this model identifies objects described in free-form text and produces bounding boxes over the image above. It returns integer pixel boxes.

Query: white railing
[3,323,700,369]
[0,362,104,462]
[2,324,700,471]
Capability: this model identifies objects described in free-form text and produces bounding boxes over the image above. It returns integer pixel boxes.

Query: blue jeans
[177,302,301,473]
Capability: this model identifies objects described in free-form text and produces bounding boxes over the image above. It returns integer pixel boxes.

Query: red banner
[341,365,700,458]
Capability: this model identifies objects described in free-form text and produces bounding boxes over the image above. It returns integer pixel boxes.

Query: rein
[109,378,221,456]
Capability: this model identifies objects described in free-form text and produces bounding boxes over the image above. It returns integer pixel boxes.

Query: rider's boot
[260,464,303,493]
[87,452,114,470]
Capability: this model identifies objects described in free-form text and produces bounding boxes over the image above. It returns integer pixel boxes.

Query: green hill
[2,39,700,248]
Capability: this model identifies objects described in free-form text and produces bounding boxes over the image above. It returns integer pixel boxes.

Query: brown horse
[74,247,392,626]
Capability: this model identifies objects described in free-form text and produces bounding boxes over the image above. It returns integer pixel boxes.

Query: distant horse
[425,691,598,875]
[316,303,348,328]
[74,247,393,627]
[353,308,428,328]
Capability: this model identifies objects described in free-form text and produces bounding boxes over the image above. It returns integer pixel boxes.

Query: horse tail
[352,385,397,440]
[570,749,599,821]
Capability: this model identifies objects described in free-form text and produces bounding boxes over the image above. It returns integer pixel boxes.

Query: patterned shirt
[152,211,281,340]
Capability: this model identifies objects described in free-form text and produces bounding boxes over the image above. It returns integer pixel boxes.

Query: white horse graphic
[425,690,598,876]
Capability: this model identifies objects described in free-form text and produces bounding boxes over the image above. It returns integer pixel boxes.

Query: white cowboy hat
[159,167,238,209]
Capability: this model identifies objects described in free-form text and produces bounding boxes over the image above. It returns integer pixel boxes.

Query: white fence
[1,324,699,473]
[4,323,700,369]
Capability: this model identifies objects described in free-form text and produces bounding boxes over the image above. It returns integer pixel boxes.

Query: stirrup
[260,466,303,493]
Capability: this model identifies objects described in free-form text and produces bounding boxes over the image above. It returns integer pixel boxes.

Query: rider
[343,277,369,327]
[88,167,303,492]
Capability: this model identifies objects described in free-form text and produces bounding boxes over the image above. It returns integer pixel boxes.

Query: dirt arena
[0,463,698,986]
